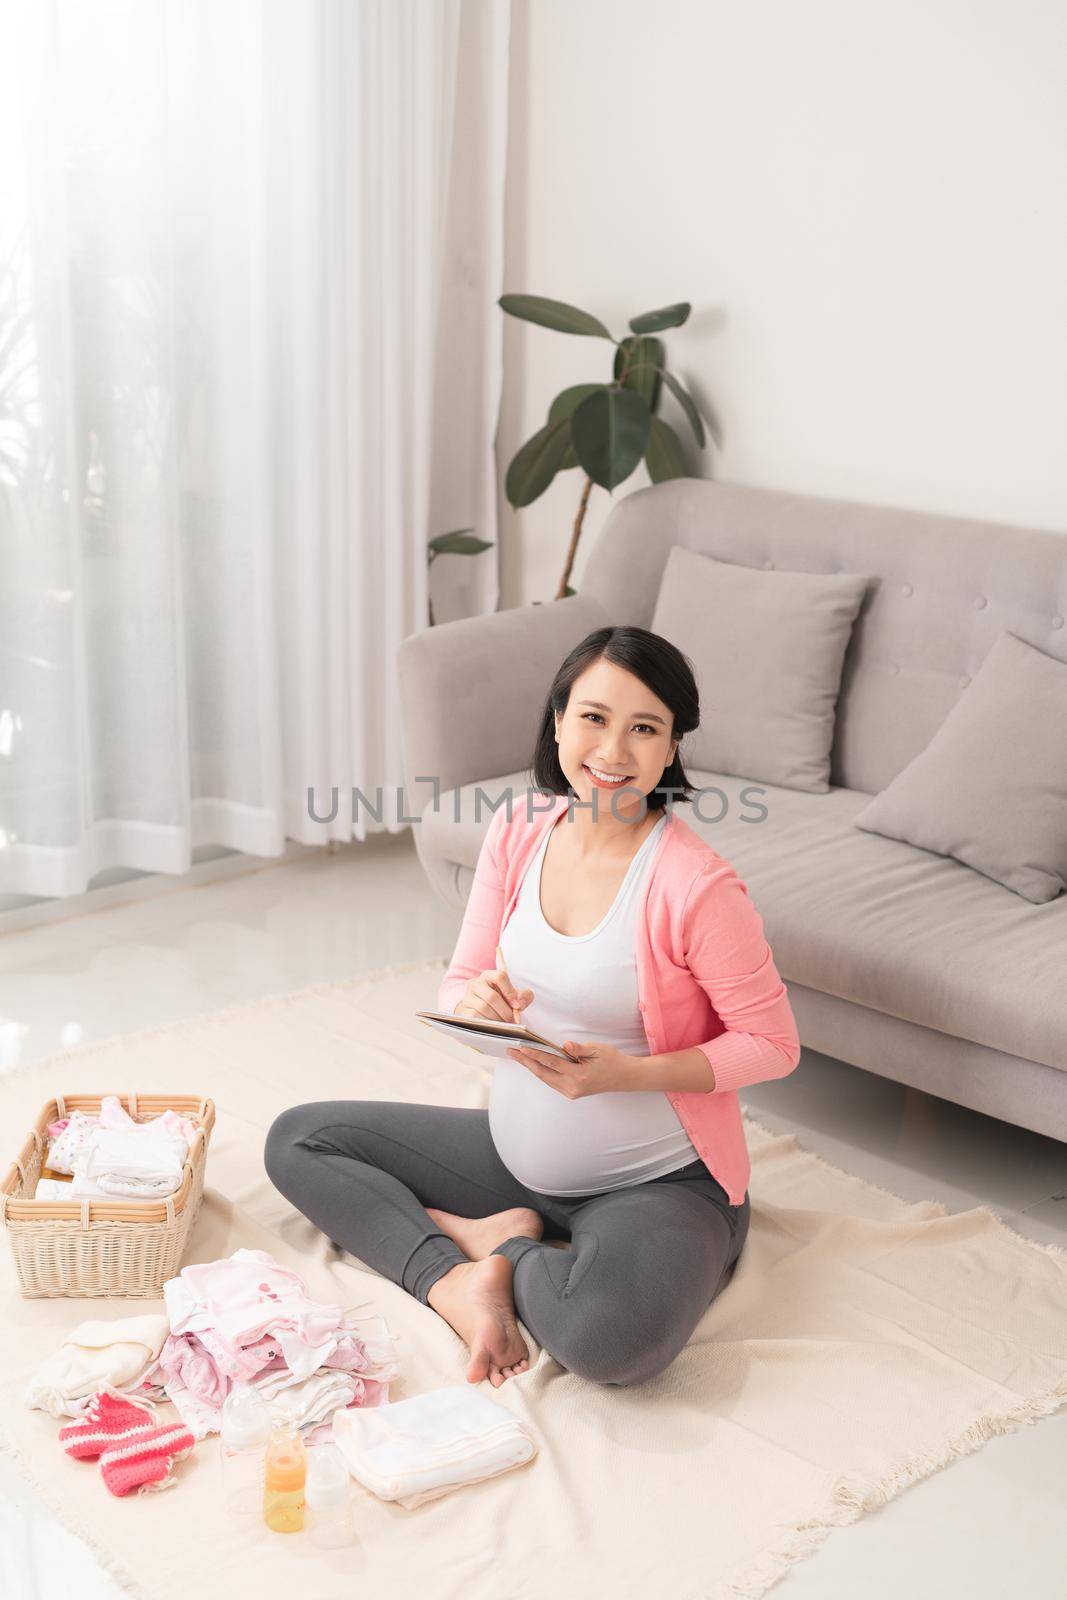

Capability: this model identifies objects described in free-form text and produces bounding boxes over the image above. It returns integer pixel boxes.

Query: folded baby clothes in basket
[46,1096,197,1177]
[24,1314,171,1419]
[73,1124,188,1198]
[330,1385,538,1509]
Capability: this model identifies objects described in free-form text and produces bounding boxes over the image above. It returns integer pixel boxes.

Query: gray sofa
[398,477,1067,1145]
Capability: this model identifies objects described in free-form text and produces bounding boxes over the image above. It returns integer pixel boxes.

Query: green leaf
[545,389,593,470]
[505,417,573,507]
[645,416,688,482]
[656,367,706,448]
[548,383,605,424]
[628,302,691,335]
[614,336,663,412]
[570,387,651,491]
[499,294,614,340]
[428,531,494,556]
[564,585,577,596]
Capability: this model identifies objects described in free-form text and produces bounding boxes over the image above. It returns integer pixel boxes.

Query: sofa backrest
[579,477,1067,795]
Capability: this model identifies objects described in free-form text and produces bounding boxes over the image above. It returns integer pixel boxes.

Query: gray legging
[264,1100,750,1388]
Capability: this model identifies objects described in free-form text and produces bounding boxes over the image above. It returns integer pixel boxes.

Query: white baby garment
[45,1111,101,1176]
[75,1125,186,1197]
[24,1313,171,1419]
[34,1176,112,1200]
[330,1385,538,1509]
[34,1171,176,1200]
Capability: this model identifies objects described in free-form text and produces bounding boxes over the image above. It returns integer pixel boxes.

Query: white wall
[498,0,1067,609]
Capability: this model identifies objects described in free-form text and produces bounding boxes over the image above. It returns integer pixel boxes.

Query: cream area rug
[2,957,1066,1600]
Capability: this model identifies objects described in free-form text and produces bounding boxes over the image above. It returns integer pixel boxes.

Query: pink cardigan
[437,792,801,1205]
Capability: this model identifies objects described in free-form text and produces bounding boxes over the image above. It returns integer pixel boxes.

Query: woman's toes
[493,1358,528,1381]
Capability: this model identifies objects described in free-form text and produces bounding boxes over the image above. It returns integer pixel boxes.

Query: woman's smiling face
[554,658,678,818]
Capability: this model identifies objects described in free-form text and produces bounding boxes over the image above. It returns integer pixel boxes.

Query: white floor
[1,831,1065,1600]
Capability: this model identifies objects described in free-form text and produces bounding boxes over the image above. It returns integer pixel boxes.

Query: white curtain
[0,0,509,898]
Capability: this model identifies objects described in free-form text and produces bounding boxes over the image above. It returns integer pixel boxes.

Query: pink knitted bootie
[58,1390,160,1461]
[99,1413,195,1497]
[58,1386,195,1495]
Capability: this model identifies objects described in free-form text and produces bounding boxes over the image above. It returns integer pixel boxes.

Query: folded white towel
[330,1385,537,1510]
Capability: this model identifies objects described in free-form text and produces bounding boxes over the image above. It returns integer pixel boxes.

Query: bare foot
[426,1205,543,1261]
[426,1256,531,1387]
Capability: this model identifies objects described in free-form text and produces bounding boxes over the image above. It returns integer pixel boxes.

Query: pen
[496,944,522,1024]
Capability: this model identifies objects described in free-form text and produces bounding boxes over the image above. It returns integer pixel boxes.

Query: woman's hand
[505,1040,637,1099]
[455,953,533,1026]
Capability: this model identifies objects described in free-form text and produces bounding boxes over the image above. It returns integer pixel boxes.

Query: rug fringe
[0,1422,153,1600]
[705,1374,1067,1599]
[0,955,449,1090]
[8,1378,1067,1600]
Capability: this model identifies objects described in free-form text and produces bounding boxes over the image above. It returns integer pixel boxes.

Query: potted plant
[499,294,712,599]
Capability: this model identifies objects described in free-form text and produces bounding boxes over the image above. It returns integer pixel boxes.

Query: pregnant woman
[265,625,800,1390]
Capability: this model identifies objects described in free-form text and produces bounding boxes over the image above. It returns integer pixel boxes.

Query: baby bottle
[305,1440,356,1549]
[218,1382,272,1522]
[263,1418,307,1533]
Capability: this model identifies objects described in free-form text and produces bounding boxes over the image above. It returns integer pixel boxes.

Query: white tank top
[488,810,700,1195]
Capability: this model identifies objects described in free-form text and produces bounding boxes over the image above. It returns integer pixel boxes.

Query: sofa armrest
[397,593,611,819]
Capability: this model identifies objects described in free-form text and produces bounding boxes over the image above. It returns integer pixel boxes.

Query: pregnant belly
[488,1060,697,1194]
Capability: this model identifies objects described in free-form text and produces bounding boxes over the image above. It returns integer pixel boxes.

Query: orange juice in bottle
[263,1420,306,1532]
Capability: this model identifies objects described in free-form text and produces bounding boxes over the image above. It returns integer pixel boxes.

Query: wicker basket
[0,1092,215,1298]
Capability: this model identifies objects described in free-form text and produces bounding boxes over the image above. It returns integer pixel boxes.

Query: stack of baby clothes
[149,1247,400,1443]
[36,1095,198,1200]
[25,1246,401,1494]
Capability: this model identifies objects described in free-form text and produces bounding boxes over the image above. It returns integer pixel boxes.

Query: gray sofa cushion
[852,631,1067,905]
[433,768,1067,1073]
[650,545,870,793]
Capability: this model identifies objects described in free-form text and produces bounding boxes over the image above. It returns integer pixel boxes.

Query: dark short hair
[529,625,700,815]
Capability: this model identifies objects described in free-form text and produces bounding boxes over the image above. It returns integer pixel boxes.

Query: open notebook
[414,1010,576,1061]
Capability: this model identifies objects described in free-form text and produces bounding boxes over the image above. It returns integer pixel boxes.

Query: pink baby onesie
[167,1248,344,1351]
